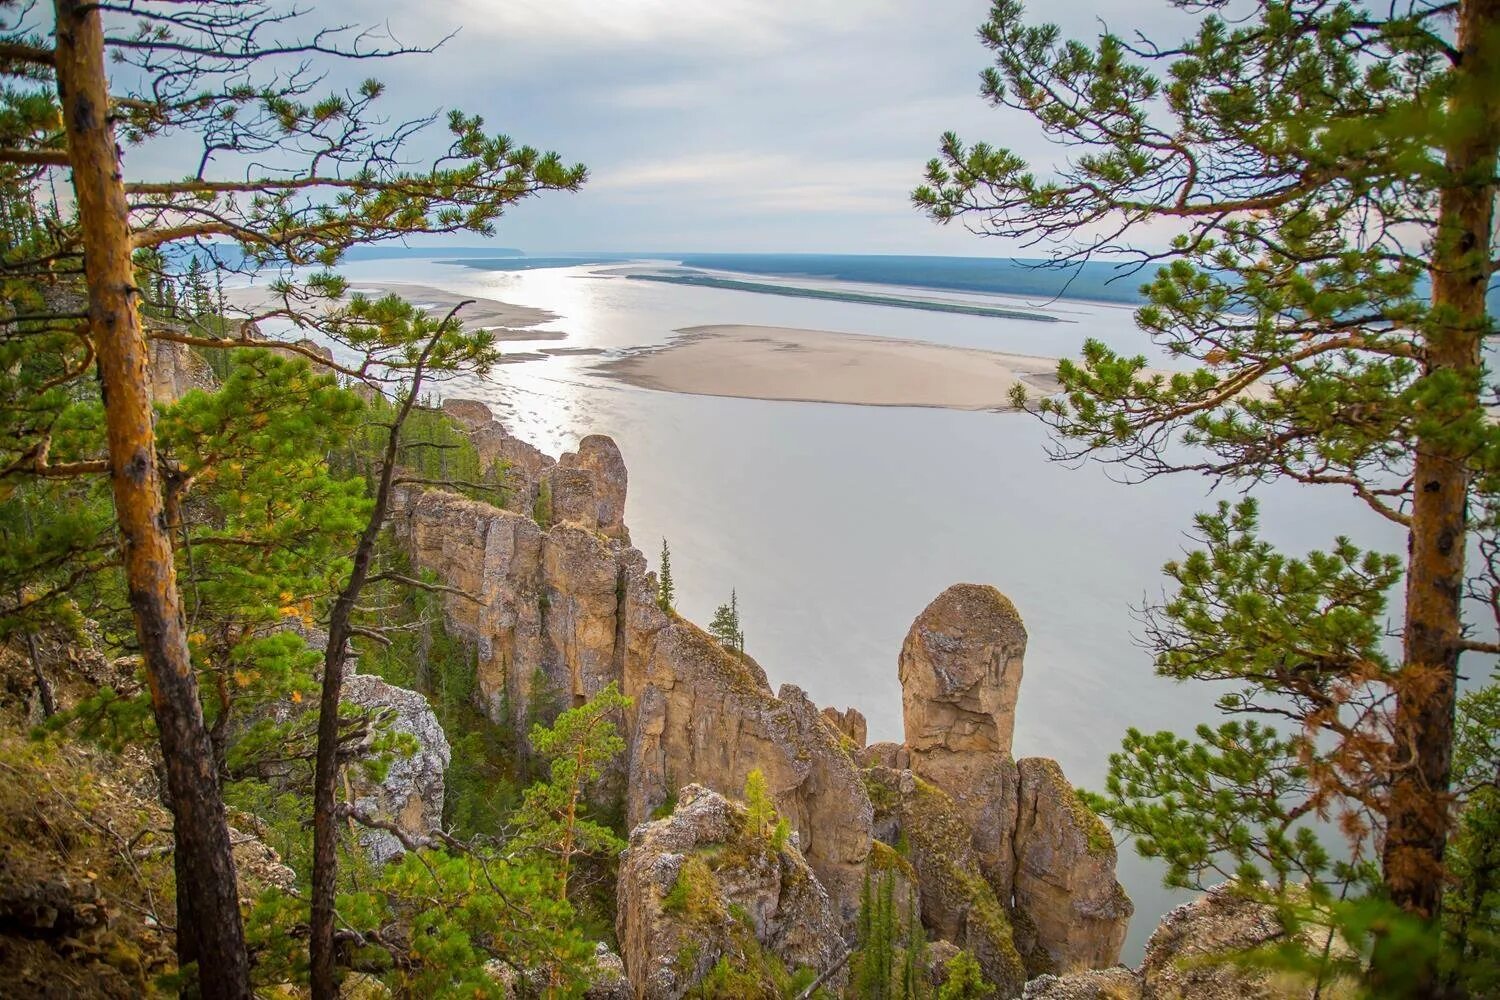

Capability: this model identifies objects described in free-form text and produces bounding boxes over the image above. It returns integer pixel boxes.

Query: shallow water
[311,257,1408,960]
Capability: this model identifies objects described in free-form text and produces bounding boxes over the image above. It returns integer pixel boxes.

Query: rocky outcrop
[585,943,632,1000]
[395,413,1137,992]
[441,398,557,514]
[624,621,874,922]
[865,766,1027,998]
[821,706,867,748]
[148,335,217,403]
[1022,968,1141,999]
[555,434,629,539]
[616,785,845,999]
[343,673,451,864]
[900,584,1026,900]
[1138,883,1352,999]
[1013,758,1132,976]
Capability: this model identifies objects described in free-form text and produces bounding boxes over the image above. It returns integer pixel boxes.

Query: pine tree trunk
[1383,0,1498,990]
[50,2,250,995]
[310,330,446,997]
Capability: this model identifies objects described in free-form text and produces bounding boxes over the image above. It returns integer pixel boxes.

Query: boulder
[900,584,1026,757]
[616,785,845,999]
[343,673,450,864]
[1023,968,1141,999]
[860,741,910,770]
[1140,882,1353,999]
[586,942,632,1000]
[1013,758,1132,974]
[441,397,497,428]
[900,584,1027,898]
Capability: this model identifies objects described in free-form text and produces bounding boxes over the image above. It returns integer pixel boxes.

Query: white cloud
[441,0,904,52]
[590,150,920,214]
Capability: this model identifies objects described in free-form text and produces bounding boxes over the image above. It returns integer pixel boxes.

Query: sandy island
[226,282,564,341]
[594,324,1066,411]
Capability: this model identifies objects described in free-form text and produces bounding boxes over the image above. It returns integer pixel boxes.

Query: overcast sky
[136,2,1198,255]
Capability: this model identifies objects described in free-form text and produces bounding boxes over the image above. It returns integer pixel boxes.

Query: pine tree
[744,767,773,837]
[0,3,584,993]
[657,538,676,614]
[709,589,746,652]
[935,951,988,1000]
[514,682,630,903]
[917,3,1500,991]
[901,886,927,1000]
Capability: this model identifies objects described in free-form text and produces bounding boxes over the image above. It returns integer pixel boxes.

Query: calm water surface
[314,258,1405,959]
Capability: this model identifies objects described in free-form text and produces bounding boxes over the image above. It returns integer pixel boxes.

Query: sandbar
[226,282,564,341]
[594,324,1065,411]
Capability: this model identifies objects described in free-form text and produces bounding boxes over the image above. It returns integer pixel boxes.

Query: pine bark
[50,2,250,994]
[1382,0,1498,989]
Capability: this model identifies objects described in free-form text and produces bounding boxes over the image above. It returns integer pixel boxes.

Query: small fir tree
[657,538,676,614]
[744,768,773,838]
[936,951,988,1000]
[514,682,630,904]
[709,589,744,652]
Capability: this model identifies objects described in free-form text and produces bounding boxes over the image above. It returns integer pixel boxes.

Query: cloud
[589,151,921,215]
[439,0,905,52]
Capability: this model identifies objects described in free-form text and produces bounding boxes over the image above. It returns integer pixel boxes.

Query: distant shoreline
[593,323,1064,411]
[625,272,1068,322]
[226,282,565,341]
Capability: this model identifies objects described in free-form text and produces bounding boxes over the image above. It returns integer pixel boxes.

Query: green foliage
[513,683,630,901]
[935,950,988,1000]
[1443,682,1500,995]
[248,848,596,998]
[533,476,554,529]
[854,870,927,1000]
[744,768,773,838]
[918,2,1500,988]
[663,854,720,922]
[657,538,676,614]
[709,589,745,653]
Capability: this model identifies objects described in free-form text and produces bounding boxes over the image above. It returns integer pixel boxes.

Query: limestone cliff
[900,583,1025,901]
[399,400,1135,997]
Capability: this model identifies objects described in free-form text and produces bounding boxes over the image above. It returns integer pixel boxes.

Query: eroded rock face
[864,766,1027,999]
[900,584,1026,757]
[1013,758,1132,976]
[821,706,868,749]
[440,398,557,513]
[148,335,217,403]
[343,673,450,864]
[900,584,1027,899]
[1140,883,1352,1000]
[394,489,545,724]
[616,785,845,1000]
[624,621,873,923]
[558,434,629,540]
[1022,968,1141,999]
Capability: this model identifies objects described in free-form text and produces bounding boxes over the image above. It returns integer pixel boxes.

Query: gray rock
[343,673,450,864]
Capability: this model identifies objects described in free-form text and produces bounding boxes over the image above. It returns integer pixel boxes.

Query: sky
[155,0,1196,256]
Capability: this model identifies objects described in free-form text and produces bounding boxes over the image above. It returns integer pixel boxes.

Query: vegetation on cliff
[919,0,1500,994]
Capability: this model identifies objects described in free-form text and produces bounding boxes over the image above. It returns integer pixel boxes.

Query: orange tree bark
[1383,0,1499,981]
[51,1,250,995]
